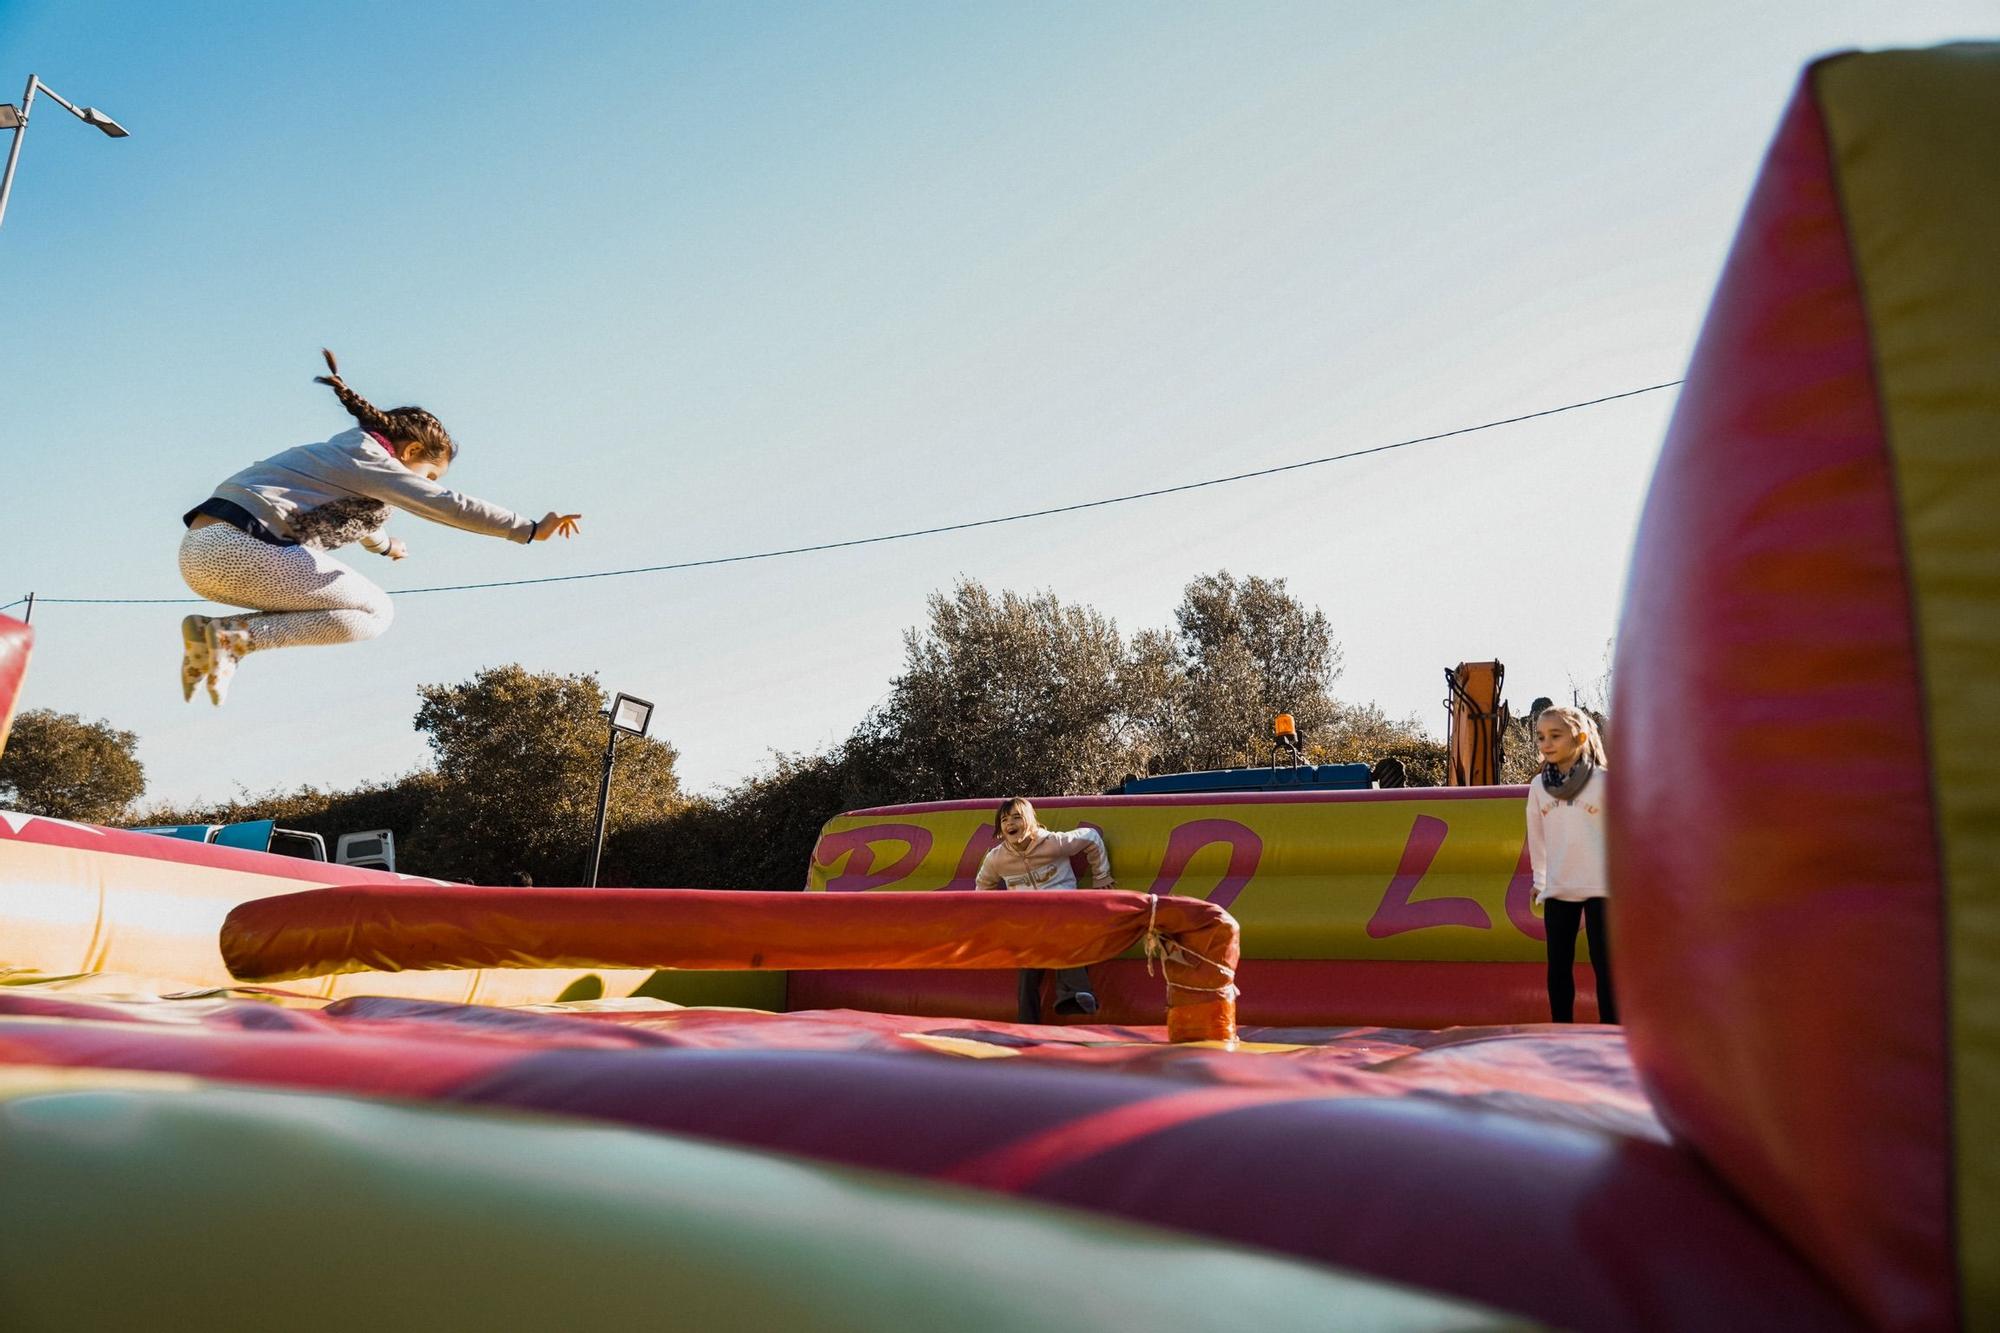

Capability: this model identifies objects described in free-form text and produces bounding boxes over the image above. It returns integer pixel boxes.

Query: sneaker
[203,618,253,707]
[180,615,213,702]
[1053,991,1100,1018]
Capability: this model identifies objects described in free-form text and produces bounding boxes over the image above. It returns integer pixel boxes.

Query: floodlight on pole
[79,107,129,137]
[589,692,655,888]
[609,694,654,737]
[0,73,132,231]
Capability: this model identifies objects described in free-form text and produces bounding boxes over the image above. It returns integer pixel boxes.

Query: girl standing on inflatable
[1526,705,1618,1023]
[177,351,581,705]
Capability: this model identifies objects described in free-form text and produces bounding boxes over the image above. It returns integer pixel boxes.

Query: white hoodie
[975,827,1115,891]
[1525,768,1608,903]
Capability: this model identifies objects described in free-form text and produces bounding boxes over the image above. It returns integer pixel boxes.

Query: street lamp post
[0,73,130,231]
[589,692,655,888]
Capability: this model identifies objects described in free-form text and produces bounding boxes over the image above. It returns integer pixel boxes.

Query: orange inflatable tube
[222,885,1241,1041]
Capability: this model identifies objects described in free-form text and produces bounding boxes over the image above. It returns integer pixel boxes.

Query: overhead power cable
[22,378,1682,608]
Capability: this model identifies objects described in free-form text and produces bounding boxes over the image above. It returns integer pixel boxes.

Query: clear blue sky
[1,2,1989,809]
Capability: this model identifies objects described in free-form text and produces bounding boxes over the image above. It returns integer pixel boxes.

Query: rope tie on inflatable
[1143,893,1240,1000]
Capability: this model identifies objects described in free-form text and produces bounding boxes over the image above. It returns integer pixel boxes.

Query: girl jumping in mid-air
[1525,704,1617,1023]
[177,350,581,705]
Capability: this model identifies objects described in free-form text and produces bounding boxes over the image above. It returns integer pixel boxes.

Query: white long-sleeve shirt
[1525,769,1608,903]
[975,827,1115,891]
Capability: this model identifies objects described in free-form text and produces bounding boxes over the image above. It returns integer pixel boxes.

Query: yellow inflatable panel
[809,790,1549,962]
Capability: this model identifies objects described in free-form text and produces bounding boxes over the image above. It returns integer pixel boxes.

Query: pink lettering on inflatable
[1503,840,1546,941]
[942,825,1001,891]
[813,824,935,892]
[1365,814,1492,937]
[1145,819,1263,910]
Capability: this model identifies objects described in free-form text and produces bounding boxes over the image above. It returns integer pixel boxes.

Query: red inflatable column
[1614,47,2000,1331]
[0,615,29,756]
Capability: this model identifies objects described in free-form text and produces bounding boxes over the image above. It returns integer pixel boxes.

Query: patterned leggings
[178,523,393,651]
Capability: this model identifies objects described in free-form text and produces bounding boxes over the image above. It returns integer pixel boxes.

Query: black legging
[1016,967,1095,1022]
[1543,897,1618,1023]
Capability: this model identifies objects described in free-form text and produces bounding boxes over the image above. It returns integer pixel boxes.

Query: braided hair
[314,349,459,464]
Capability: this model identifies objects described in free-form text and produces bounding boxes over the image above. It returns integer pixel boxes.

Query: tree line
[1,571,1570,888]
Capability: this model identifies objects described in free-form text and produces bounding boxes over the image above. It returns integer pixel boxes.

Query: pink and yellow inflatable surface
[1,44,1996,1332]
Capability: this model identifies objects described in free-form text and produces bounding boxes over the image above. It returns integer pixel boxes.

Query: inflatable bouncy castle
[0,44,1995,1331]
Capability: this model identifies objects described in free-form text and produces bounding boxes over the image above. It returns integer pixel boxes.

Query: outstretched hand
[535,512,583,541]
[385,537,409,561]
